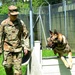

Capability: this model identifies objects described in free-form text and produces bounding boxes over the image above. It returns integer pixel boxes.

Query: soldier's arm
[21,20,31,52]
[0,20,7,55]
[0,25,3,54]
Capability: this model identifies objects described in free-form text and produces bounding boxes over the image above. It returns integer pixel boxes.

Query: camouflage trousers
[3,50,22,74]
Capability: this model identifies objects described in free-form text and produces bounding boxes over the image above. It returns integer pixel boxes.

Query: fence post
[27,0,34,75]
[49,4,52,30]
[63,0,67,37]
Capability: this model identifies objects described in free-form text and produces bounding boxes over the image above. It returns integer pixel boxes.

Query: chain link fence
[34,2,75,52]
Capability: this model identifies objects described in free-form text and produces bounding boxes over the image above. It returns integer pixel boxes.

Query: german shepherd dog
[47,30,72,69]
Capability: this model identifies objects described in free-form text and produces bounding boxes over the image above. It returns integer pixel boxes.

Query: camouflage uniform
[0,5,30,75]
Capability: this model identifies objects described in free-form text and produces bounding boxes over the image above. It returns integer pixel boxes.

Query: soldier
[0,5,30,75]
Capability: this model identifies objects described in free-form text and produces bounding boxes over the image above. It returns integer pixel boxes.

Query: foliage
[0,4,8,14]
[16,2,29,14]
[16,2,29,10]
[32,0,44,7]
[0,0,63,14]
[32,0,62,7]
[0,2,29,14]
[48,0,62,4]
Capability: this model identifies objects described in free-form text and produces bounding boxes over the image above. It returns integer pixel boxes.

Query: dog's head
[46,30,60,48]
[49,30,58,42]
[47,29,64,48]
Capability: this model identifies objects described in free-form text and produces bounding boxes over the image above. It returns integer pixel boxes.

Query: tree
[0,4,8,14]
[32,0,62,7]
[32,0,44,7]
[0,0,65,14]
[48,0,62,4]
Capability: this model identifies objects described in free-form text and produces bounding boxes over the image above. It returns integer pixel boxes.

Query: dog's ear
[54,29,58,34]
[49,30,53,35]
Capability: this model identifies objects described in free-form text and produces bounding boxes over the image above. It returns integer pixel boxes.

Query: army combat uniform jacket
[0,17,30,52]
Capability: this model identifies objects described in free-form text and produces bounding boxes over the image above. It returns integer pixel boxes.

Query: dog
[46,30,72,69]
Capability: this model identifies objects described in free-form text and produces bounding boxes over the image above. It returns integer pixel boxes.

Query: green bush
[0,2,29,15]
[0,4,8,14]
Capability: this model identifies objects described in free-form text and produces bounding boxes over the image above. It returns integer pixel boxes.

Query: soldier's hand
[24,49,28,55]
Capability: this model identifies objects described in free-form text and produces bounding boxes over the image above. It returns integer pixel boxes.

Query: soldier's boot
[14,73,22,75]
[4,67,14,75]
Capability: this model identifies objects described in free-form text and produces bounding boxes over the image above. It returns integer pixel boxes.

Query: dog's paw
[69,63,73,69]
[66,64,73,69]
[67,66,70,69]
[66,65,70,68]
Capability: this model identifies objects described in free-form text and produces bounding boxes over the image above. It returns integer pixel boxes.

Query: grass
[42,49,55,57]
[21,65,27,75]
[42,48,75,57]
[0,55,6,75]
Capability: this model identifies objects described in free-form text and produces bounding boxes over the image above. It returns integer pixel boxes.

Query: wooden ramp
[42,56,75,75]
